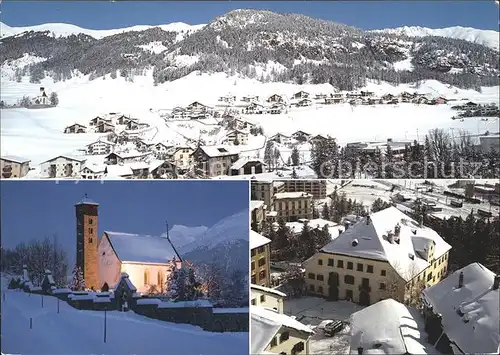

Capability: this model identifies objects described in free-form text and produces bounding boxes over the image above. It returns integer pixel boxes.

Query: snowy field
[283,296,365,355]
[1,72,498,167]
[1,286,248,355]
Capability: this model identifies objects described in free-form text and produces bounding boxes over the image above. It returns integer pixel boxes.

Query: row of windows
[320,258,386,276]
[143,270,164,286]
[251,257,267,270]
[251,270,267,284]
[269,332,305,355]
[250,294,267,305]
[251,246,266,257]
[276,201,310,210]
[308,272,385,289]
[309,282,386,293]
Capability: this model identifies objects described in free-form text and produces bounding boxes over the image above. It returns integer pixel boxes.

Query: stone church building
[75,197,181,293]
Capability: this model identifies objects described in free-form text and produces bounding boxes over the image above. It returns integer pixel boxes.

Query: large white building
[85,139,116,155]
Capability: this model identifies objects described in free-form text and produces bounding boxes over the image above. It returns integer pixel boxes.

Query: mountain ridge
[1,10,498,91]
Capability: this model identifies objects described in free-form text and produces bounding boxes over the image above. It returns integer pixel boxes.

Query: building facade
[251,284,286,313]
[40,156,86,178]
[251,200,267,232]
[279,179,327,200]
[304,207,451,306]
[0,156,31,178]
[251,231,272,287]
[273,192,313,222]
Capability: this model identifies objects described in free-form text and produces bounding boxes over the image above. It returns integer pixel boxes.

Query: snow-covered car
[323,320,345,337]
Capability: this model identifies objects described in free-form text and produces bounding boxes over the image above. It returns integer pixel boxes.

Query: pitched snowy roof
[75,197,99,206]
[103,231,176,264]
[105,165,133,177]
[1,155,31,164]
[250,230,271,250]
[252,306,314,335]
[196,145,238,158]
[251,284,287,298]
[250,200,265,210]
[421,263,499,354]
[251,309,282,354]
[320,207,451,281]
[40,155,86,164]
[350,299,433,355]
[231,157,265,170]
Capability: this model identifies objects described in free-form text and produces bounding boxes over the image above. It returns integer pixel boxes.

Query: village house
[104,151,151,166]
[251,230,272,287]
[251,306,313,355]
[224,129,249,146]
[324,96,343,105]
[293,91,310,100]
[40,155,86,178]
[291,130,311,142]
[85,139,115,155]
[273,192,313,222]
[303,207,451,306]
[80,164,107,179]
[134,139,152,152]
[96,121,115,133]
[0,155,31,178]
[168,146,194,170]
[115,115,134,125]
[233,117,256,131]
[126,120,149,131]
[64,123,87,134]
[33,87,50,105]
[360,91,374,97]
[128,162,151,179]
[89,115,112,127]
[149,160,177,179]
[315,93,327,100]
[270,133,292,145]
[230,157,265,176]
[309,134,329,145]
[251,284,286,313]
[218,95,236,103]
[191,145,239,177]
[295,98,313,107]
[241,95,259,102]
[381,94,396,102]
[420,263,499,354]
[267,94,284,103]
[350,299,434,355]
[251,200,267,233]
[170,107,187,120]
[268,103,286,114]
[245,102,266,115]
[150,142,172,158]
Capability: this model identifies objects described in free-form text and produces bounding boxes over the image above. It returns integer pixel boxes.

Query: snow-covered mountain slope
[1,10,498,91]
[163,225,208,250]
[0,21,206,39]
[180,210,249,273]
[373,26,499,51]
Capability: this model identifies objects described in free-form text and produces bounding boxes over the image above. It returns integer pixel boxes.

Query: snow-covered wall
[98,234,121,289]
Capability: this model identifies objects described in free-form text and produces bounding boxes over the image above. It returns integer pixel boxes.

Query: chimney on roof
[387,138,393,143]
[458,271,464,288]
[394,223,401,237]
[344,222,350,230]
[366,216,371,225]
[357,347,364,355]
[493,275,500,290]
[387,232,394,244]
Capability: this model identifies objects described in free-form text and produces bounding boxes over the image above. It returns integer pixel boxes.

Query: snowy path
[1,290,248,355]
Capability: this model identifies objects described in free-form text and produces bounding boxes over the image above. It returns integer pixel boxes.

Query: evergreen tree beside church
[70,265,86,291]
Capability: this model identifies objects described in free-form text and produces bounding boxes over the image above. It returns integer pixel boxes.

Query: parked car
[323,320,345,337]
